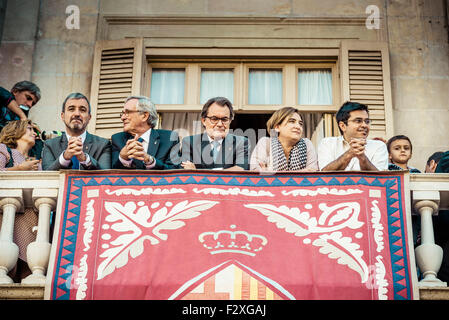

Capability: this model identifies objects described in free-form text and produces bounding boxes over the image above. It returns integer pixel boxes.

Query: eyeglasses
[119,110,142,118]
[205,116,231,124]
[345,118,371,125]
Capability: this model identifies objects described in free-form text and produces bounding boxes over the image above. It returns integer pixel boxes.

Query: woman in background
[0,120,41,282]
[250,107,318,172]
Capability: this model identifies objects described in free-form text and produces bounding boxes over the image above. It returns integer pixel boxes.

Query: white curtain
[150,69,185,104]
[298,69,333,145]
[298,69,332,105]
[200,69,234,103]
[160,112,202,141]
[248,69,283,105]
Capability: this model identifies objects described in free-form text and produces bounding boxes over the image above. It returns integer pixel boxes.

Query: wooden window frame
[146,58,340,115]
[89,41,392,140]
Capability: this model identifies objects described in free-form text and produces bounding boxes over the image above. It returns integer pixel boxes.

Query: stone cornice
[100,15,370,26]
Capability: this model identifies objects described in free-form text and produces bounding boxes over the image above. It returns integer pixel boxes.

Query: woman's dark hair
[0,120,33,148]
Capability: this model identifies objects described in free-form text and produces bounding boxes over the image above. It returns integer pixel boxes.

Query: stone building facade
[0,0,448,172]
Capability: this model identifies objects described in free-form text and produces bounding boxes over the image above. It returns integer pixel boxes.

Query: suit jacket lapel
[200,132,210,152]
[60,133,68,153]
[222,134,234,165]
[83,131,93,154]
[199,132,212,165]
[147,129,160,157]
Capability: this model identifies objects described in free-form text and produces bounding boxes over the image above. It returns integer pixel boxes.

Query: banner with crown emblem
[45,170,418,300]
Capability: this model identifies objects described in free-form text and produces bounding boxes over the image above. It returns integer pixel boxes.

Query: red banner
[45,170,418,300]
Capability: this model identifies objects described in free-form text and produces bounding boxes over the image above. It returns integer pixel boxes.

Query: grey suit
[179,132,250,170]
[42,132,112,170]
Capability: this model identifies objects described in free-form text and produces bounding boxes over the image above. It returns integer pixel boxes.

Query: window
[148,60,339,112]
[248,69,283,105]
[150,68,185,104]
[90,39,392,141]
[298,69,332,105]
[148,60,339,143]
[200,69,234,104]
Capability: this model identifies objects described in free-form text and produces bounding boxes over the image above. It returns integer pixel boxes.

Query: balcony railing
[0,171,448,300]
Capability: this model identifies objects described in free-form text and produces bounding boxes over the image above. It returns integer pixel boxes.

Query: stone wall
[0,0,39,91]
[27,0,100,132]
[386,0,449,171]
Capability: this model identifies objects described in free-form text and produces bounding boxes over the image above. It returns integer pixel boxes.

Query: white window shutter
[89,38,146,138]
[340,40,394,140]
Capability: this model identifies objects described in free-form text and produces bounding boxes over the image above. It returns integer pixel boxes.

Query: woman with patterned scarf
[250,107,318,172]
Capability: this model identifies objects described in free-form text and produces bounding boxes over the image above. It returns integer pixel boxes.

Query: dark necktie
[71,156,80,169]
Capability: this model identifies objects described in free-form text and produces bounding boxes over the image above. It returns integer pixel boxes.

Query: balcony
[0,171,449,300]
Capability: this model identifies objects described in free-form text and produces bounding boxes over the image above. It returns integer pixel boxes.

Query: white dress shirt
[206,135,223,153]
[59,131,91,168]
[317,135,388,171]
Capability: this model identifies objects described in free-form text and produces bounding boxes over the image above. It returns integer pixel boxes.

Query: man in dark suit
[111,96,178,170]
[180,97,249,170]
[42,92,111,170]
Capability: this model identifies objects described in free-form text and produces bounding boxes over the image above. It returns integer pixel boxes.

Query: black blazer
[41,132,112,170]
[180,132,249,170]
[111,129,179,170]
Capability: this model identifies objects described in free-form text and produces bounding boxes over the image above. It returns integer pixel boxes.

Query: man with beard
[42,92,111,170]
[317,101,388,171]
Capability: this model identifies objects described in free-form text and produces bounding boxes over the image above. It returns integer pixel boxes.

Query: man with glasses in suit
[111,95,179,170]
[42,92,111,170]
[317,101,388,171]
[179,96,250,170]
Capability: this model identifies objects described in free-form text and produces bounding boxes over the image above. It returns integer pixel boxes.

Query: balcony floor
[1,285,449,300]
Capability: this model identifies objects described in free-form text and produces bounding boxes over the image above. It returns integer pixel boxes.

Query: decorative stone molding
[413,190,447,287]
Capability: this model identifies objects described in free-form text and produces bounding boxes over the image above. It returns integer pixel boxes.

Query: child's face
[389,139,412,164]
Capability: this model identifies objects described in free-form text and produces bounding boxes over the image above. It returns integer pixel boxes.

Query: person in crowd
[424,151,445,173]
[0,81,43,159]
[179,96,249,170]
[0,81,41,131]
[42,92,111,170]
[422,151,449,173]
[435,151,449,173]
[386,135,421,173]
[112,95,178,170]
[250,106,318,172]
[317,101,388,171]
[0,120,41,282]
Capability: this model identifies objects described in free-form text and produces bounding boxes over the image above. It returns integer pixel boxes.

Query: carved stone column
[0,190,23,284]
[413,190,447,287]
[22,189,58,285]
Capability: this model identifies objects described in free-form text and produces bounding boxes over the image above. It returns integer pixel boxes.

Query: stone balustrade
[0,172,59,286]
[410,173,449,288]
[0,171,448,299]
